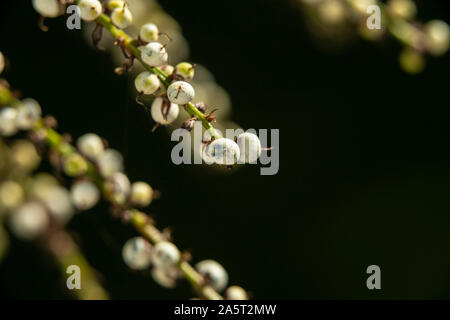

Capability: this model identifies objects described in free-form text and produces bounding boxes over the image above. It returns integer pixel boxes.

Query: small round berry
[105,172,130,205]
[9,202,49,240]
[159,64,174,76]
[10,140,40,173]
[78,0,103,21]
[107,0,125,10]
[237,132,262,163]
[70,180,100,210]
[130,182,154,207]
[97,149,124,178]
[175,62,195,82]
[150,97,179,125]
[122,237,153,270]
[0,181,24,212]
[111,6,133,29]
[0,51,5,74]
[424,20,450,56]
[202,138,240,165]
[77,133,105,160]
[0,107,18,136]
[16,98,42,130]
[135,72,160,95]
[151,241,180,268]
[399,48,425,74]
[141,42,168,67]
[62,153,88,177]
[195,260,228,292]
[38,185,74,225]
[167,81,195,105]
[140,23,159,42]
[225,286,248,300]
[151,266,180,288]
[387,0,417,20]
[32,0,61,18]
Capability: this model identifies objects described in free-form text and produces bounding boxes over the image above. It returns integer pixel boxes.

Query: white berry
[151,266,180,288]
[71,180,100,210]
[167,81,195,105]
[105,172,130,205]
[9,202,49,240]
[151,97,179,125]
[0,107,18,137]
[16,98,42,130]
[237,132,262,163]
[130,182,153,207]
[111,6,133,29]
[225,286,248,300]
[151,241,180,268]
[135,72,160,95]
[202,138,240,165]
[122,237,153,270]
[140,23,159,42]
[97,149,123,178]
[141,42,168,67]
[195,260,228,292]
[32,0,60,18]
[425,20,450,56]
[77,133,105,160]
[37,185,74,225]
[78,0,102,21]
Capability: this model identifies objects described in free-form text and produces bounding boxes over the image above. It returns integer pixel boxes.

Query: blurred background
[1,0,450,299]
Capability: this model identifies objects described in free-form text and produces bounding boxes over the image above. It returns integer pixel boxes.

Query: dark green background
[1,0,450,299]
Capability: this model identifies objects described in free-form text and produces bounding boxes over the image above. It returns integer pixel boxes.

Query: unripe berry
[9,202,49,240]
[62,153,88,177]
[135,72,160,95]
[0,181,24,212]
[32,0,61,18]
[225,286,248,300]
[97,149,124,178]
[105,172,130,205]
[167,81,195,105]
[151,241,180,268]
[77,133,105,160]
[141,42,168,67]
[0,107,18,136]
[237,132,262,163]
[399,48,425,74]
[387,0,417,20]
[151,97,179,125]
[195,260,228,292]
[70,180,100,210]
[122,237,153,270]
[10,140,40,172]
[424,20,450,56]
[130,182,154,207]
[202,138,240,165]
[111,6,133,29]
[175,62,195,82]
[140,23,159,42]
[78,0,103,21]
[16,98,42,130]
[107,0,125,10]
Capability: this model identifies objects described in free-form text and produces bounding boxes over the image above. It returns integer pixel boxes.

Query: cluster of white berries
[0,98,42,137]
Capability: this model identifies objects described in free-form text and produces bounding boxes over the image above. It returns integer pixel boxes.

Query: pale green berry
[0,181,24,212]
[71,180,100,210]
[105,172,130,205]
[175,62,195,81]
[77,133,105,160]
[10,140,40,172]
[141,42,168,67]
[111,6,133,29]
[387,0,417,20]
[159,64,174,76]
[399,48,425,74]
[130,182,153,207]
[122,237,153,270]
[167,81,195,105]
[424,20,450,56]
[78,0,102,21]
[225,286,248,300]
[107,0,125,10]
[0,107,18,136]
[202,138,240,165]
[9,202,49,240]
[32,0,60,18]
[97,149,123,178]
[195,260,228,292]
[151,241,180,267]
[151,97,179,125]
[135,72,160,95]
[16,98,42,130]
[63,153,88,177]
[140,23,159,42]
[237,132,262,163]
